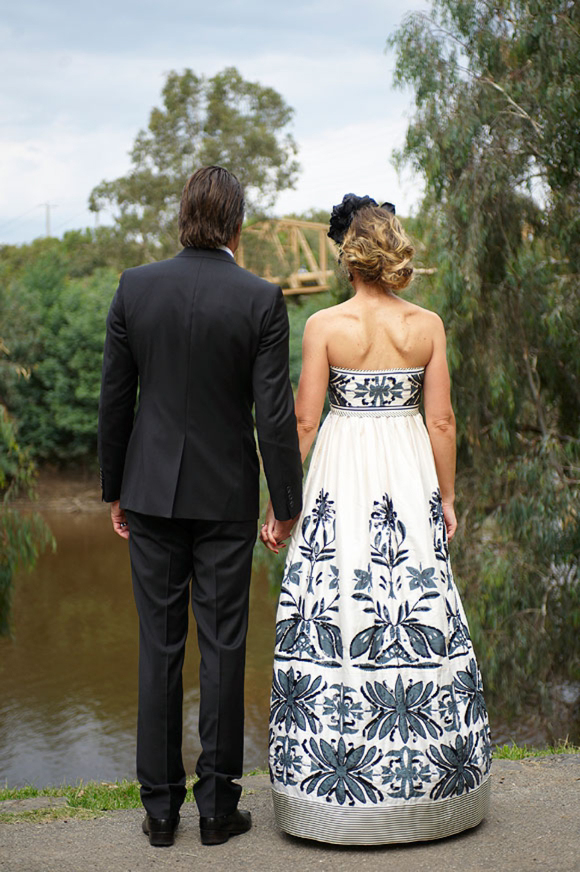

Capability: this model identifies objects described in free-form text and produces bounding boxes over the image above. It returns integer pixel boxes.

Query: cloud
[4,0,429,55]
[0,49,167,134]
[0,124,134,243]
[275,118,423,218]
[238,49,408,135]
[0,0,429,244]
[0,41,406,138]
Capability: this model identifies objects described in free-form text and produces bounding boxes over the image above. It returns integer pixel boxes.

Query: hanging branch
[522,346,548,440]
[411,13,544,139]
[478,77,543,137]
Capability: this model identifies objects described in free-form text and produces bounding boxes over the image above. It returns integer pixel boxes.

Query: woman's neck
[351,277,398,302]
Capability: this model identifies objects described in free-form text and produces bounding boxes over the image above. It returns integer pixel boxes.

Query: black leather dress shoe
[142,813,180,847]
[199,809,252,845]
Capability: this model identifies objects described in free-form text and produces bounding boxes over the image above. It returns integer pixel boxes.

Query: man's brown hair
[178,166,245,249]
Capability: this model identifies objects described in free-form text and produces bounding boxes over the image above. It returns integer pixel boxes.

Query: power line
[0,206,40,234]
[52,210,92,233]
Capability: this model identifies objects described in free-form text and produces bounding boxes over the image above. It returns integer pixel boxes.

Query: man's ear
[229,222,243,254]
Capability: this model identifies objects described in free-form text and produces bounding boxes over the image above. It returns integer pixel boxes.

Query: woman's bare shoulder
[304,303,352,330]
[405,300,445,331]
[306,298,444,333]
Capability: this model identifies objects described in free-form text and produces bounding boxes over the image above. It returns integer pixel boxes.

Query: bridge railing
[237,219,339,295]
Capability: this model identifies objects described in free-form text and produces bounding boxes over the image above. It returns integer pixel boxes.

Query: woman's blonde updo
[340,205,415,292]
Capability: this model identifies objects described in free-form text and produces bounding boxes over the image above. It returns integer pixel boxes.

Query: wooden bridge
[237,218,339,295]
[237,218,436,294]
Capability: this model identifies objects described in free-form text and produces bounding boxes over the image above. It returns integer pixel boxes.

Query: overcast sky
[0,0,430,245]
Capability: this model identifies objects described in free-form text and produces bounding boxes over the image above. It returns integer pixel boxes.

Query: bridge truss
[237,219,338,295]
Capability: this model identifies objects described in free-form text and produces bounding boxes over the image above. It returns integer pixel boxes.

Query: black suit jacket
[98,248,302,521]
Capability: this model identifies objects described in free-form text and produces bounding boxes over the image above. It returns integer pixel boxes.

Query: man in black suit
[98,166,302,847]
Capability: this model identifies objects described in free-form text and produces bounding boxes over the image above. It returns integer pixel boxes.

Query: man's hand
[110,500,130,540]
[260,500,299,554]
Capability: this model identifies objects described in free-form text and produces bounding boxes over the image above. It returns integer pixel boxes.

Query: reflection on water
[0,510,276,788]
[0,510,577,788]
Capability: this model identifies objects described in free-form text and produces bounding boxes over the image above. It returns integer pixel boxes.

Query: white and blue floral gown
[269,367,491,844]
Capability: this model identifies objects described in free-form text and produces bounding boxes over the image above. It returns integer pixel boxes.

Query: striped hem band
[272,776,491,845]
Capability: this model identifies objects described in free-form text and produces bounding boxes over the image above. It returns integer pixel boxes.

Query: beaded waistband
[329,405,420,418]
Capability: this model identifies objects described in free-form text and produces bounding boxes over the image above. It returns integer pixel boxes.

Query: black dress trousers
[126,510,257,820]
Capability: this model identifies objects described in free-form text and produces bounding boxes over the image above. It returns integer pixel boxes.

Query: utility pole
[39,202,58,237]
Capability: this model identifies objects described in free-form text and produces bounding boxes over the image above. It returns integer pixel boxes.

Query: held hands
[260,500,299,554]
[110,500,130,540]
[442,500,457,542]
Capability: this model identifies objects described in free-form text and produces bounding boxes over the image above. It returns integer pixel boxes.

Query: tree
[89,67,300,260]
[0,251,118,461]
[0,346,54,635]
[389,0,580,705]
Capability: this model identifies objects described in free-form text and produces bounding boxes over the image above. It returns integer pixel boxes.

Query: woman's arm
[260,312,329,553]
[294,312,330,462]
[423,314,457,539]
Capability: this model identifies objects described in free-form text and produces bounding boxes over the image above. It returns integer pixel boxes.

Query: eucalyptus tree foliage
[389,0,579,704]
[89,67,300,260]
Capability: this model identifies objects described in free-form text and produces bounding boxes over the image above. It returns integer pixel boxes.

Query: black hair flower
[328,194,376,244]
[327,194,396,244]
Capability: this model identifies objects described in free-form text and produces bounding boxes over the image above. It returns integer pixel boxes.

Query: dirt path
[1,757,579,872]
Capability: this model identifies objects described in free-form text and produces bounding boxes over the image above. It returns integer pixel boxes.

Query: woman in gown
[261,194,491,845]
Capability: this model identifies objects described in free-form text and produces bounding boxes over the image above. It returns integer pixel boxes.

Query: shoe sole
[148,832,175,847]
[200,824,251,846]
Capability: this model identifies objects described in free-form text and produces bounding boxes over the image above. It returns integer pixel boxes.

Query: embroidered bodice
[328,366,424,415]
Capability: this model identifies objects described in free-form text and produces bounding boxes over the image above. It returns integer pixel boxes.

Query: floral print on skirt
[269,367,491,845]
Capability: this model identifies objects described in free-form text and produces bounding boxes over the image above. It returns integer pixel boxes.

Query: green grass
[0,777,197,823]
[1,745,579,823]
[1,779,148,808]
[492,738,580,760]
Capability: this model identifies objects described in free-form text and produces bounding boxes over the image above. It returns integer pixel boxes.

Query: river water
[0,509,577,788]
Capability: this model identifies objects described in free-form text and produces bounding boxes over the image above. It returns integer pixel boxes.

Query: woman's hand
[260,501,280,553]
[442,501,457,542]
[260,500,298,554]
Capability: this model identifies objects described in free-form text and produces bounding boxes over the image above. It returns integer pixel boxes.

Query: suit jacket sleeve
[252,288,303,521]
[98,274,138,502]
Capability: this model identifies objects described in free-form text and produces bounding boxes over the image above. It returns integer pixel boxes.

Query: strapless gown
[268,367,491,844]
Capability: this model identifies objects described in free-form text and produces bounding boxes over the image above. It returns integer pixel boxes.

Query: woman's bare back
[316,292,440,370]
